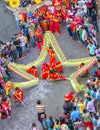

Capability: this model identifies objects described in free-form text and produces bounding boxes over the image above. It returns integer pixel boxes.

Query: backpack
[50,120,54,129]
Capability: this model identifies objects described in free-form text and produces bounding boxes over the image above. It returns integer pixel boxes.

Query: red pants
[84,121,94,130]
[54,22,60,34]
[49,21,55,33]
[36,35,43,50]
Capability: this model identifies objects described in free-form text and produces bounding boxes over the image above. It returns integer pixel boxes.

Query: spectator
[70,106,81,122]
[63,98,73,113]
[13,34,22,60]
[82,109,94,130]
[54,119,60,130]
[87,41,96,56]
[36,100,48,130]
[87,97,96,115]
[31,122,39,130]
[91,10,99,32]
[60,117,68,130]
[47,116,54,130]
[81,27,88,47]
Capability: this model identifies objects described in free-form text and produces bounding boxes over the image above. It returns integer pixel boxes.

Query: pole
[10,89,26,107]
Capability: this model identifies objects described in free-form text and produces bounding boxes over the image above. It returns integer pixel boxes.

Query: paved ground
[0,1,100,130]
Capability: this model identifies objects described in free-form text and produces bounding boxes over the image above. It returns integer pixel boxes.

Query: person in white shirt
[13,12,20,30]
[82,27,88,47]
[19,34,26,58]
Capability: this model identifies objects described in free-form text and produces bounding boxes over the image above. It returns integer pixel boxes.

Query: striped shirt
[36,104,45,113]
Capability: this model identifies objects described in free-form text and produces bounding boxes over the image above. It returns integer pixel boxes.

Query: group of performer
[27,46,67,80]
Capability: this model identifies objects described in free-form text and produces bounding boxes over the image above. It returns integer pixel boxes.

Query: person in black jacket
[13,34,22,59]
[63,99,73,113]
[91,10,99,32]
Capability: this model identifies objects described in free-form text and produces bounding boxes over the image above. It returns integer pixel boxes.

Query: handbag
[40,113,46,119]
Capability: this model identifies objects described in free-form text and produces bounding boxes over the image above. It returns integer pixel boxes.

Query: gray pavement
[0,1,100,130]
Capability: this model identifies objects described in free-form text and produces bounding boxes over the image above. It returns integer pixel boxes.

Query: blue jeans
[41,118,48,129]
[93,21,99,32]
[72,31,77,40]
[17,47,22,58]
[67,27,73,37]
[31,36,36,47]
[82,40,88,47]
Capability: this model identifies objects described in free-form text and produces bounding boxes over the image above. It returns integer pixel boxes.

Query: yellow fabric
[78,101,86,114]
[5,88,9,96]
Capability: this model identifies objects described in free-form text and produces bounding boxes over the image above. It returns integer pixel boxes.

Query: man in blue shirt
[87,41,96,56]
[70,106,81,121]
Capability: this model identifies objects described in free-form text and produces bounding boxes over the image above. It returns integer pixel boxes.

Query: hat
[91,69,97,74]
[87,80,91,83]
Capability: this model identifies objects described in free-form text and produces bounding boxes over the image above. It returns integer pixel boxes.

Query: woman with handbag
[36,100,48,130]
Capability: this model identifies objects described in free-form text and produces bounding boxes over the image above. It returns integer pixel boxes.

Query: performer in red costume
[52,0,62,6]
[47,46,56,63]
[49,69,67,80]
[64,91,75,102]
[41,63,50,79]
[27,66,38,77]
[54,16,61,35]
[49,14,55,33]
[36,25,43,51]
[56,61,63,73]
[78,63,89,76]
[13,87,24,103]
[61,6,68,22]
[47,47,63,72]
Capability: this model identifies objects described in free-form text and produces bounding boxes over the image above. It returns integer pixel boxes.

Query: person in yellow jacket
[4,81,13,96]
[78,99,86,114]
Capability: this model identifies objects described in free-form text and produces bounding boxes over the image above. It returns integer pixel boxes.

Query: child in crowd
[31,122,39,130]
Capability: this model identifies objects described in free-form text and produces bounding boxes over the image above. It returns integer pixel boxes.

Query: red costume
[54,17,60,34]
[14,88,24,103]
[52,0,62,6]
[41,63,50,79]
[49,71,67,80]
[49,20,55,33]
[64,91,75,101]
[47,47,63,72]
[78,63,89,75]
[36,26,43,50]
[61,6,68,22]
[36,32,43,50]
[56,61,63,73]
[27,66,38,77]
[47,47,56,63]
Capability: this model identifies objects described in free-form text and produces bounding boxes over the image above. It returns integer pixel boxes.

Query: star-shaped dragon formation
[8,31,97,93]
